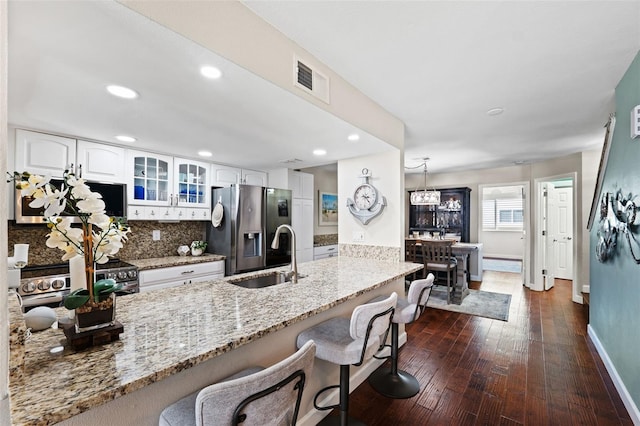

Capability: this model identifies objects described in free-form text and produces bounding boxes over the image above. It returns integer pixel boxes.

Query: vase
[191,247,203,256]
[74,292,116,333]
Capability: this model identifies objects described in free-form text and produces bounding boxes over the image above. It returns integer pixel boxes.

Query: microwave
[15,179,127,224]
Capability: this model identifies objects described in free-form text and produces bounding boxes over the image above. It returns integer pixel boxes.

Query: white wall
[1,1,10,422]
[338,150,404,248]
[302,165,338,236]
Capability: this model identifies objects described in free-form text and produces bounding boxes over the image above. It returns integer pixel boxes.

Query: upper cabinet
[76,140,125,182]
[15,129,75,177]
[126,150,211,220]
[15,129,126,183]
[242,169,268,187]
[128,150,174,206]
[211,164,267,187]
[269,169,314,199]
[211,164,241,187]
[173,158,209,207]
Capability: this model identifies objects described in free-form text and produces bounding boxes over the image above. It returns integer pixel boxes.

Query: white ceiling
[7,1,391,171]
[8,1,640,174]
[245,1,640,172]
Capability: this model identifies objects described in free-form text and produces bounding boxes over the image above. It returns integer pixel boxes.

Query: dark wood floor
[345,271,632,425]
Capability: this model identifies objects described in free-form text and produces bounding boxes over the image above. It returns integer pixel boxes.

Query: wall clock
[347,168,386,225]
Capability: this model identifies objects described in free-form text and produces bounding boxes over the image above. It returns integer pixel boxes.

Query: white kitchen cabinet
[76,140,125,182]
[211,164,241,187]
[313,244,338,260]
[242,169,268,186]
[211,163,267,187]
[127,150,173,206]
[269,169,314,199]
[127,151,210,220]
[15,129,127,183]
[293,198,314,263]
[139,261,224,293]
[173,157,209,208]
[15,129,76,177]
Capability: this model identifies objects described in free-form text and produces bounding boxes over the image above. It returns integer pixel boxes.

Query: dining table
[406,237,483,304]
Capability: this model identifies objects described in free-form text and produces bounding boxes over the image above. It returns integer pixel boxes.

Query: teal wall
[590,50,640,409]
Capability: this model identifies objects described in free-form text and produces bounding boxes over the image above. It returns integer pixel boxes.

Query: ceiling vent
[279,158,304,164]
[293,56,330,104]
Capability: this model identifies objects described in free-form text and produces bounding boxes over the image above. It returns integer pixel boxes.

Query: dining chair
[405,239,423,282]
[421,240,457,304]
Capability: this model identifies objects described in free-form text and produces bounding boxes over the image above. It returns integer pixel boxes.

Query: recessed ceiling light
[487,107,504,116]
[200,66,222,79]
[313,149,327,156]
[115,135,136,143]
[106,85,138,99]
[347,133,360,142]
[198,150,213,157]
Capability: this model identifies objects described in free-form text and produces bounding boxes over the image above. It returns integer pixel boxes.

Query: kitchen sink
[228,271,306,289]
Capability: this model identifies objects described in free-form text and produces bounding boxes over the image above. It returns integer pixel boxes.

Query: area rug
[483,258,522,273]
[426,287,511,321]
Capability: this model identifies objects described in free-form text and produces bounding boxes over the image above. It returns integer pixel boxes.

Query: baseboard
[299,331,407,425]
[587,325,640,425]
[483,255,522,261]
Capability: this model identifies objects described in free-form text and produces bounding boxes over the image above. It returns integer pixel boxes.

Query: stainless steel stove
[18,259,139,312]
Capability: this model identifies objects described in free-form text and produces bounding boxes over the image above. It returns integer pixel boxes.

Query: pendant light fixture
[408,158,441,206]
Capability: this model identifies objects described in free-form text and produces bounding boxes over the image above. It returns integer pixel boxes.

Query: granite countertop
[9,257,422,426]
[126,254,226,271]
[313,241,338,247]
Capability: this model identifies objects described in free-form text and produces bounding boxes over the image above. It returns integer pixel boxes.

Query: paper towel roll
[13,244,29,268]
[69,255,87,293]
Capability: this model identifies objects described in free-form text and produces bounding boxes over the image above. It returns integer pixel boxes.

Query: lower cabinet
[128,205,210,221]
[139,261,224,293]
[313,244,338,260]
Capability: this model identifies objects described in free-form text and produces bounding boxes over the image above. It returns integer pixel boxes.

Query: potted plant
[11,170,130,333]
[190,240,207,256]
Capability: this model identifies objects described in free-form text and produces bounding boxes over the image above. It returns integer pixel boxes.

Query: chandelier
[408,158,441,206]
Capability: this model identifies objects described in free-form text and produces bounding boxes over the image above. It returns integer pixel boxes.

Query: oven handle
[21,292,66,307]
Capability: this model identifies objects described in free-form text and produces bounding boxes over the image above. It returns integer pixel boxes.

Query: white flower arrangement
[11,171,130,308]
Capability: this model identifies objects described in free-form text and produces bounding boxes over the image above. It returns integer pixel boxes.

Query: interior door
[550,185,574,280]
[542,183,556,290]
[520,186,527,286]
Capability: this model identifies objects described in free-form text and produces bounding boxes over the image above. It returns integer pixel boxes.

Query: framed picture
[319,191,338,226]
[587,114,616,230]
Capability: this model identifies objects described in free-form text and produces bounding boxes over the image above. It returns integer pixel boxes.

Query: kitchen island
[8,256,421,426]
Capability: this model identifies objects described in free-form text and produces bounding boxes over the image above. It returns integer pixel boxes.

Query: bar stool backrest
[350,292,397,340]
[195,340,316,426]
[408,273,434,307]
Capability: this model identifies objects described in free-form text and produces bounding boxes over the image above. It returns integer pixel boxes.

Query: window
[482,185,524,231]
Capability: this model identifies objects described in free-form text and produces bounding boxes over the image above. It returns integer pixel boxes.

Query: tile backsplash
[7,221,207,265]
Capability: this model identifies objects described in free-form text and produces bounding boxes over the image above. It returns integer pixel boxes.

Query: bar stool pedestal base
[368,367,420,399]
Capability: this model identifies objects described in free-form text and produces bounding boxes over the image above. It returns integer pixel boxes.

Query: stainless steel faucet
[271,224,297,283]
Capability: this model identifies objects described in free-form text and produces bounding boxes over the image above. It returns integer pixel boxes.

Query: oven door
[21,292,67,312]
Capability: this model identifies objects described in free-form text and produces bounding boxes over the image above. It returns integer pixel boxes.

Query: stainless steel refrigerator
[207,184,291,276]
[265,187,292,268]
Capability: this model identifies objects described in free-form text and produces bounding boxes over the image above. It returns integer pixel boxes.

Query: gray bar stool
[159,340,316,426]
[368,274,434,399]
[297,292,397,426]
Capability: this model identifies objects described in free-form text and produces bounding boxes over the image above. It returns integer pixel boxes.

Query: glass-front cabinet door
[173,158,209,208]
[128,150,173,206]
